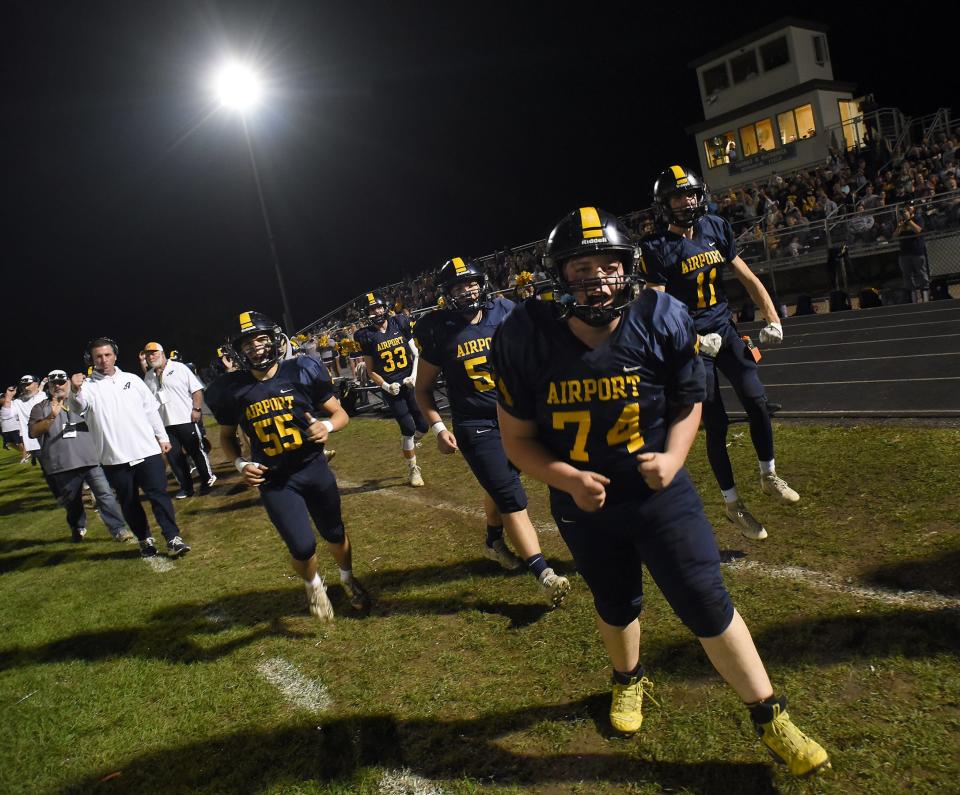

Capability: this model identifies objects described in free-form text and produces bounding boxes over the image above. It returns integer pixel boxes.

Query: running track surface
[730,299,960,418]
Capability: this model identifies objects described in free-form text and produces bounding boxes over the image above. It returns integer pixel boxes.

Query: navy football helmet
[543,207,639,326]
[363,292,389,326]
[653,165,709,228]
[437,257,489,315]
[230,311,286,371]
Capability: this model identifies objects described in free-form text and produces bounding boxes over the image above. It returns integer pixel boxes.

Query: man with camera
[894,202,930,303]
[69,338,191,558]
[1,375,46,464]
[28,369,133,543]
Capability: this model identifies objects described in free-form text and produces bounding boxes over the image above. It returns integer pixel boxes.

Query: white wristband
[431,421,448,437]
[234,457,255,473]
[321,420,334,433]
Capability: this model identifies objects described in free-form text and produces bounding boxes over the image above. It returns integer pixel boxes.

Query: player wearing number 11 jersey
[493,207,828,777]
[207,311,369,622]
[640,165,800,541]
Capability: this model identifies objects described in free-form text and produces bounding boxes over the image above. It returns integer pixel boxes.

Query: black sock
[748,694,785,724]
[612,662,644,685]
[485,525,503,547]
[525,553,548,579]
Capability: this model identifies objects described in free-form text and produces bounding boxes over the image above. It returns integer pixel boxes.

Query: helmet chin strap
[555,279,634,327]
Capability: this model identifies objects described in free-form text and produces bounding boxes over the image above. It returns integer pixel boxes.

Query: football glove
[759,322,783,345]
[381,381,401,397]
[698,333,723,357]
[401,376,416,389]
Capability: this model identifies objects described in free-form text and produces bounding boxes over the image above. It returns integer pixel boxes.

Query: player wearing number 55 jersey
[493,207,828,777]
[641,165,799,541]
[207,311,370,622]
[354,294,429,487]
[413,258,570,607]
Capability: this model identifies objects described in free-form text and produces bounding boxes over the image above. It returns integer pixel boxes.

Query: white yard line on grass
[379,768,448,795]
[143,556,174,573]
[724,559,960,610]
[343,481,959,610]
[339,479,557,535]
[256,657,331,713]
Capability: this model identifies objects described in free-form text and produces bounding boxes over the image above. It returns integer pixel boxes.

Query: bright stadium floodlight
[214,61,262,112]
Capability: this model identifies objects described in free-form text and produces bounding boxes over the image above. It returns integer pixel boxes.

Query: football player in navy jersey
[354,293,429,487]
[641,166,799,541]
[413,257,570,607]
[493,208,828,776]
[207,311,370,622]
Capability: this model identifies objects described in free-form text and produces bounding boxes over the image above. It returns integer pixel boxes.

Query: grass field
[2,417,959,794]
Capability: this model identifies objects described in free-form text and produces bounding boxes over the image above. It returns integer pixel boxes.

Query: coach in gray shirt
[29,369,132,543]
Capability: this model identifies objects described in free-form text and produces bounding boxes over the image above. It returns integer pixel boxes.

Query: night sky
[2,2,951,382]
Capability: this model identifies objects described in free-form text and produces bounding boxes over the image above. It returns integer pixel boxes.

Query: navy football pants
[453,420,528,514]
[701,323,774,491]
[258,454,345,561]
[550,469,734,637]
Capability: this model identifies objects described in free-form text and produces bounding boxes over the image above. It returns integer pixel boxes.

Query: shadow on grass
[0,588,312,671]
[66,701,777,795]
[0,570,567,672]
[339,477,407,496]
[862,547,960,597]
[0,547,136,574]
[0,494,58,516]
[642,609,960,677]
[0,537,66,554]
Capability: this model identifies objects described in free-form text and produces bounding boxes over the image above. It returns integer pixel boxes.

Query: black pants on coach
[102,454,181,543]
[166,422,214,495]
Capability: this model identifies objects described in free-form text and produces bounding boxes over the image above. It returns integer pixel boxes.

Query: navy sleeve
[720,216,739,262]
[395,313,412,340]
[354,329,375,358]
[205,375,240,426]
[639,238,669,285]
[490,306,538,420]
[412,312,442,365]
[298,357,334,407]
[659,296,706,406]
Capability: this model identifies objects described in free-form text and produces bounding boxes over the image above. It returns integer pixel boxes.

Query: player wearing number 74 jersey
[493,207,828,777]
[206,310,370,622]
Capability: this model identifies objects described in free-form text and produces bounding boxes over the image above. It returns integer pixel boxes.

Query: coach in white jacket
[69,337,191,558]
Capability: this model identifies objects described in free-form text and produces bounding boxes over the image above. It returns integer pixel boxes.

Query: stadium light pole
[214,62,295,333]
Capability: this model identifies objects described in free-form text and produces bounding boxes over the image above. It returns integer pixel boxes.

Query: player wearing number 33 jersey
[207,310,370,622]
[491,208,829,776]
[413,258,570,607]
[354,293,429,486]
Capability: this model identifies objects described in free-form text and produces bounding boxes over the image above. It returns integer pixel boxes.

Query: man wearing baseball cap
[141,341,216,499]
[29,370,134,543]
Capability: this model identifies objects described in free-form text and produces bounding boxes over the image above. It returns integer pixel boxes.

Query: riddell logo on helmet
[581,236,608,245]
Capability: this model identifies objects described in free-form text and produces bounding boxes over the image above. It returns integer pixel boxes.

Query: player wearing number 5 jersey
[493,207,828,777]
[641,165,799,541]
[354,294,429,486]
[413,257,570,607]
[207,311,370,622]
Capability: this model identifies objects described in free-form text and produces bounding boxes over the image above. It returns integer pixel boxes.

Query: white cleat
[761,473,800,504]
[539,568,570,608]
[408,465,424,487]
[306,578,335,622]
[483,539,523,571]
[724,500,768,540]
